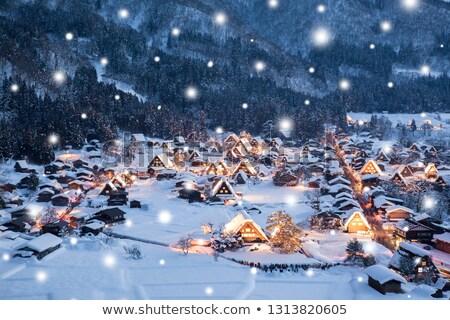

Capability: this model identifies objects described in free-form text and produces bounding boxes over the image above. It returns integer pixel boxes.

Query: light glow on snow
[250,267,258,275]
[36,271,48,283]
[357,276,364,282]
[242,103,249,109]
[304,99,311,106]
[214,12,228,26]
[125,220,133,228]
[254,61,266,72]
[158,211,172,224]
[311,27,332,48]
[306,269,314,277]
[157,105,162,110]
[100,57,109,66]
[159,259,166,265]
[420,65,430,76]
[414,257,421,264]
[2,253,10,262]
[387,81,394,88]
[205,287,214,295]
[358,120,364,126]
[308,67,315,73]
[363,241,376,254]
[171,27,181,37]
[215,127,224,134]
[285,194,297,206]
[65,32,74,41]
[114,94,121,101]
[10,84,19,92]
[401,0,420,11]
[185,86,199,100]
[81,113,87,119]
[53,71,66,84]
[154,56,160,62]
[267,0,279,9]
[207,60,214,68]
[118,8,129,19]
[383,146,392,153]
[330,230,336,236]
[103,254,116,268]
[316,4,326,13]
[70,237,78,245]
[363,186,371,193]
[339,79,351,91]
[380,21,392,32]
[369,43,376,50]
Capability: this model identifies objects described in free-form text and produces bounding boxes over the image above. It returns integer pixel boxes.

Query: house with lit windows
[223,211,268,243]
[360,160,382,176]
[148,153,173,169]
[208,177,236,203]
[343,211,371,234]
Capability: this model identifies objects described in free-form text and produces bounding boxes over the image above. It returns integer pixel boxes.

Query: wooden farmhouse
[149,154,173,169]
[393,219,434,243]
[360,160,382,176]
[389,242,440,283]
[223,211,268,243]
[385,205,413,222]
[365,264,406,295]
[344,211,371,234]
[232,159,257,178]
[209,178,236,202]
[424,163,438,179]
[92,208,126,225]
[51,194,70,207]
[391,173,407,186]
[15,233,62,260]
[435,233,450,254]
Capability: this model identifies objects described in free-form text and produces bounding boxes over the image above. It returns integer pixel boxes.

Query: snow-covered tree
[345,237,364,257]
[266,211,302,254]
[398,255,416,277]
[124,244,143,260]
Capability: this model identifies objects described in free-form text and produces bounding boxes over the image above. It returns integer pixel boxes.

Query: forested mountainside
[0,0,449,162]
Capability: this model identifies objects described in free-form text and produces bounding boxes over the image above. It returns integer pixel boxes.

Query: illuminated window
[421,261,426,266]
[418,267,423,273]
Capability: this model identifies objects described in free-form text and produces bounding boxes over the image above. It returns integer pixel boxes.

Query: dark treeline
[0,0,449,163]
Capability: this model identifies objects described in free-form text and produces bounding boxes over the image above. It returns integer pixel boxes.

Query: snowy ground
[0,171,441,300]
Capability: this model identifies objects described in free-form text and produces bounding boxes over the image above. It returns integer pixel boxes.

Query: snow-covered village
[1,111,450,300]
[1,0,450,303]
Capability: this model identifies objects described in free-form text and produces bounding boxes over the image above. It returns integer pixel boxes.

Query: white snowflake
[118,9,129,19]
[65,32,74,41]
[185,86,199,100]
[311,27,331,48]
[214,12,227,26]
[10,84,19,92]
[158,210,172,224]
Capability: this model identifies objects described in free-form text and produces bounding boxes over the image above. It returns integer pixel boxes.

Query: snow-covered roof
[399,241,430,257]
[329,176,351,185]
[343,211,371,229]
[38,188,55,195]
[15,160,29,168]
[131,133,146,142]
[385,205,414,214]
[223,211,268,241]
[435,232,450,243]
[20,233,62,253]
[365,265,406,284]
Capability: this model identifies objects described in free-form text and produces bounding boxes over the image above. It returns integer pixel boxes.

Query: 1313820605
[267,304,347,315]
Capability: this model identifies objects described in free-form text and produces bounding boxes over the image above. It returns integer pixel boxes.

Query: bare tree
[177,236,193,255]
